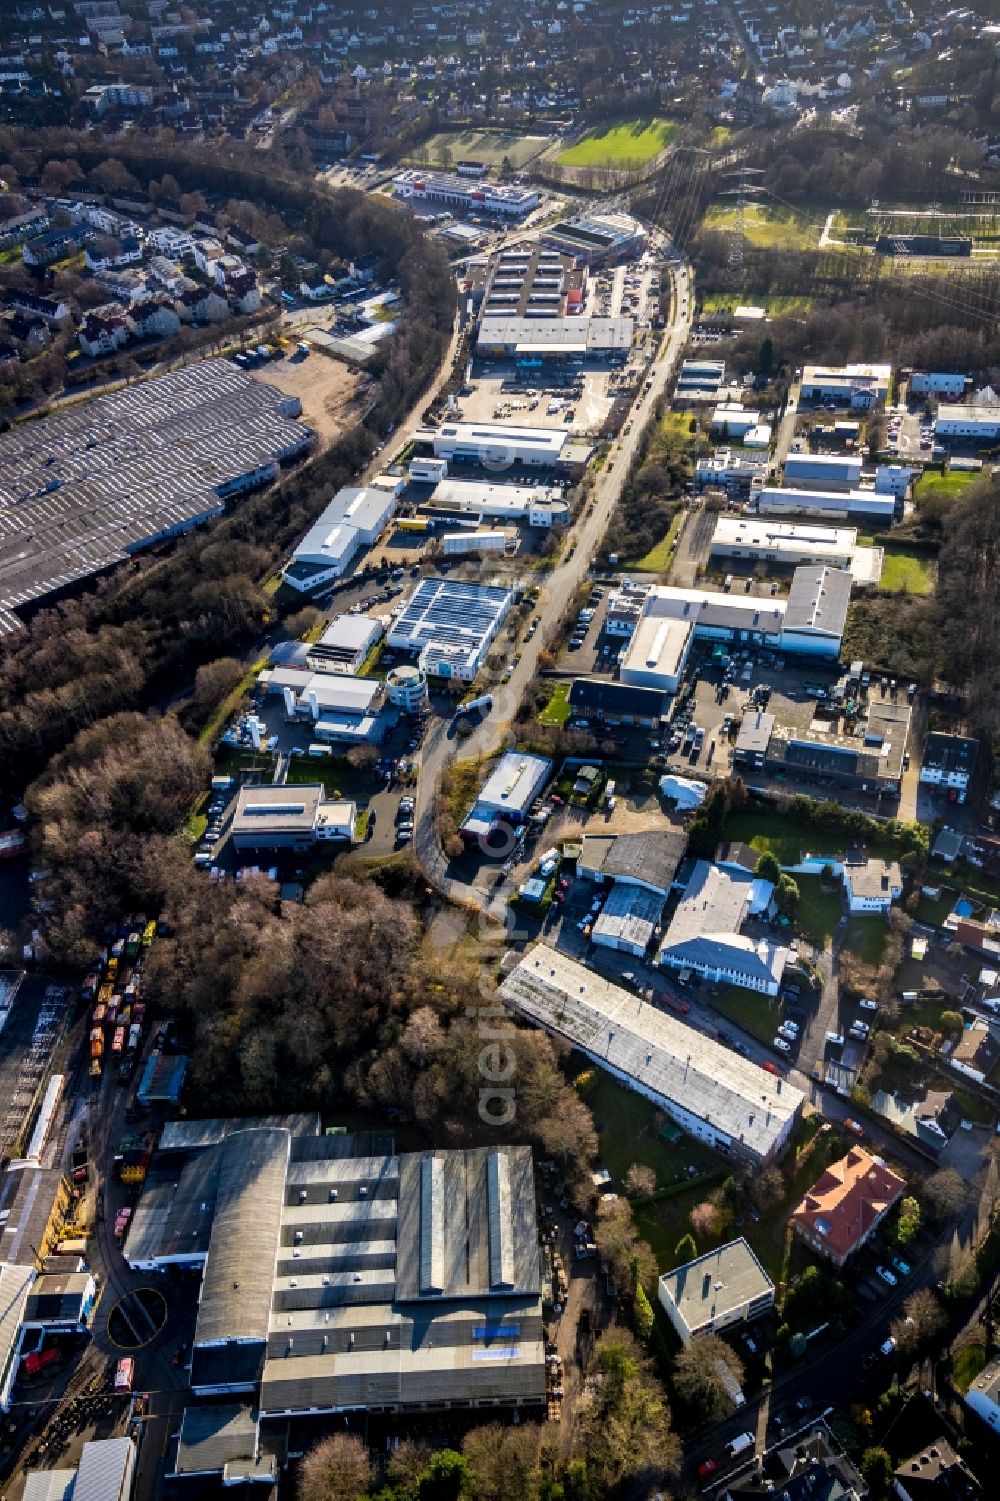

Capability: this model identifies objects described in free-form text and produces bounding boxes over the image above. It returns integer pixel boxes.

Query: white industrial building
[386,664,430,713]
[282,485,397,592]
[410,456,449,484]
[658,860,792,994]
[783,452,863,490]
[306,614,383,676]
[711,404,761,440]
[461,752,553,840]
[261,668,384,744]
[500,947,803,1164]
[619,615,695,693]
[440,530,509,557]
[909,371,968,397]
[695,448,769,494]
[637,565,852,657]
[755,485,897,521]
[229,784,357,851]
[799,363,891,407]
[934,404,1000,441]
[415,421,570,470]
[392,168,539,218]
[23,1437,137,1501]
[710,516,883,586]
[659,1239,775,1345]
[388,576,513,680]
[428,478,569,527]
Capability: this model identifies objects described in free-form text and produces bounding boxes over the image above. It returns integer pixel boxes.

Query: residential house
[79,305,130,358]
[7,291,71,326]
[723,1423,865,1501]
[920,733,978,805]
[842,856,903,914]
[84,233,142,272]
[179,286,230,324]
[22,225,89,268]
[658,1237,774,1344]
[946,1018,1000,1085]
[130,295,182,340]
[225,268,261,315]
[790,1146,906,1266]
[893,1438,982,1501]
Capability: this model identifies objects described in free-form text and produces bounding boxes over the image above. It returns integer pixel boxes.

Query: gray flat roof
[232,785,323,836]
[659,1236,774,1336]
[592,882,664,949]
[580,829,686,894]
[0,359,313,636]
[500,947,802,1159]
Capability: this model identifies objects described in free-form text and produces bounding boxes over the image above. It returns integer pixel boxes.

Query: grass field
[417,129,549,169]
[556,117,678,169]
[795,874,844,948]
[721,808,899,867]
[877,544,936,595]
[624,508,684,571]
[538,681,571,726]
[914,468,982,504]
[700,292,817,317]
[702,201,820,250]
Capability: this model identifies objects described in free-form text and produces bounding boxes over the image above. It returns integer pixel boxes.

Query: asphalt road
[413,251,694,899]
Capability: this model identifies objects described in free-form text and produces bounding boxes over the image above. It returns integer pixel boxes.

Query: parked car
[772,1036,792,1054]
[876,1265,897,1286]
[697,1460,718,1480]
[892,1255,911,1276]
[844,1118,865,1138]
[858,997,878,1012]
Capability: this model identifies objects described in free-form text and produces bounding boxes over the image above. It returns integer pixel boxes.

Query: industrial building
[799,363,892,407]
[695,448,769,496]
[657,860,792,994]
[426,477,570,527]
[741,696,912,800]
[934,404,1000,441]
[709,516,883,585]
[23,1437,136,1501]
[124,1120,545,1427]
[386,665,430,713]
[261,669,385,745]
[754,485,898,522]
[476,242,582,320]
[568,677,668,727]
[476,314,633,362]
[388,576,513,680]
[909,371,968,398]
[674,359,726,403]
[439,529,511,558]
[306,614,383,676]
[413,421,572,471]
[590,883,665,957]
[392,168,539,219]
[658,1238,774,1344]
[461,751,553,840]
[578,829,687,898]
[542,210,647,265]
[229,784,356,851]
[500,948,803,1163]
[0,360,314,637]
[711,404,762,440]
[639,565,853,658]
[618,615,695,693]
[282,485,398,593]
[920,732,978,803]
[783,453,863,490]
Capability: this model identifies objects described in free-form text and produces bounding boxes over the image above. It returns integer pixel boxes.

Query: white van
[726,1433,755,1459]
[308,743,333,758]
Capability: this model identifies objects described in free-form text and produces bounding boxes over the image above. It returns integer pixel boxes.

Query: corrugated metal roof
[195,1127,289,1346]
[72,1437,135,1501]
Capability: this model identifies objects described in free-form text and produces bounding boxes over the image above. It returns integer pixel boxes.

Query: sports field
[556,118,678,169]
[417,130,549,169]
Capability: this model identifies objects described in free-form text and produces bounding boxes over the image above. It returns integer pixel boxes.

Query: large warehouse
[476,315,633,362]
[500,947,803,1164]
[934,404,1000,441]
[414,421,571,470]
[657,860,792,994]
[710,517,883,586]
[124,1120,545,1434]
[460,751,553,840]
[542,210,647,265]
[637,566,853,658]
[755,485,898,522]
[0,359,314,637]
[388,576,513,680]
[783,453,863,490]
[281,484,398,592]
[619,615,695,693]
[426,478,570,527]
[799,363,892,406]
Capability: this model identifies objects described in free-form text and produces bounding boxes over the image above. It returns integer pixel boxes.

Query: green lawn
[795,874,844,948]
[878,545,936,595]
[416,129,548,168]
[700,292,817,317]
[538,681,572,726]
[914,469,982,504]
[624,508,684,571]
[952,1339,988,1392]
[721,808,901,866]
[843,916,886,965]
[557,117,678,168]
[914,886,955,926]
[711,986,782,1045]
[702,201,819,251]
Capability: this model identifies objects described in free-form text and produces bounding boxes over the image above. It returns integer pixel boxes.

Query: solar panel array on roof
[0,360,314,635]
[389,576,512,655]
